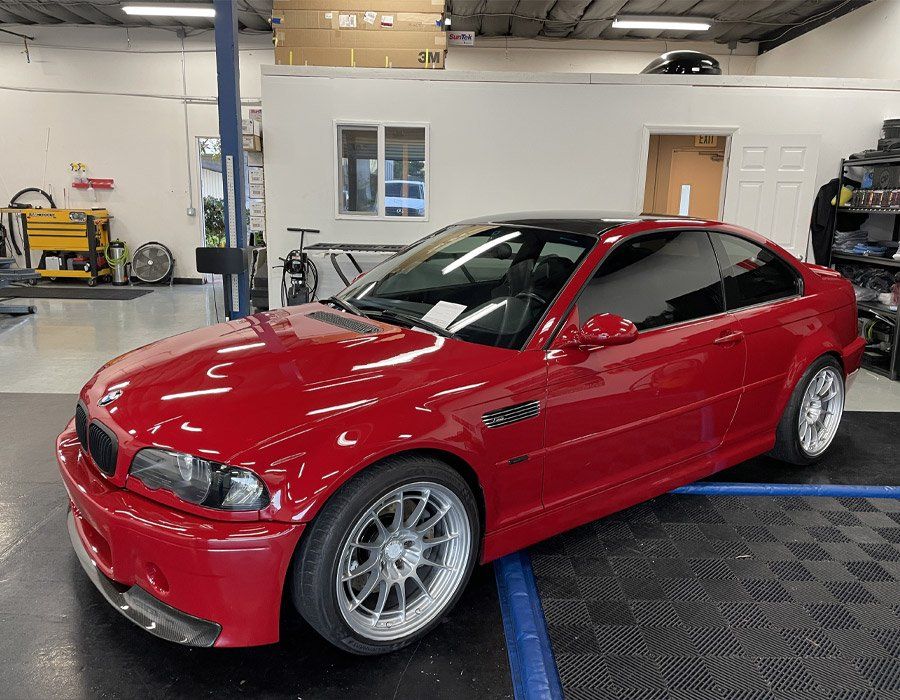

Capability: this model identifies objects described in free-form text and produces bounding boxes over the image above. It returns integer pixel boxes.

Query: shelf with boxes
[272,0,447,69]
[827,140,900,381]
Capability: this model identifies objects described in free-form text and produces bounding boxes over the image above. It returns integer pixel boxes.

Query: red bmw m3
[58,213,864,654]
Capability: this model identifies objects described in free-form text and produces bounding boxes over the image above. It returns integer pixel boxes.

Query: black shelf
[832,252,900,268]
[838,207,900,215]
[843,154,900,167]
[828,155,900,382]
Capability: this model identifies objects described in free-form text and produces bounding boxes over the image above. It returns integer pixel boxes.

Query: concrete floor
[1,284,899,409]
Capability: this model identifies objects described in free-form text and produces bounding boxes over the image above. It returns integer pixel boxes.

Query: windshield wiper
[371,309,454,338]
[322,296,364,316]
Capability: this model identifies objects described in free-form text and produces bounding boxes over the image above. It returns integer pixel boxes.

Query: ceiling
[0,0,873,49]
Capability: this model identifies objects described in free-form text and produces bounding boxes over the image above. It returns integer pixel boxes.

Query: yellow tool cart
[20,208,112,286]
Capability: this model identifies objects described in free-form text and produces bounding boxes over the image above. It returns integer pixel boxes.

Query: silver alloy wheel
[336,481,471,641]
[798,365,844,457]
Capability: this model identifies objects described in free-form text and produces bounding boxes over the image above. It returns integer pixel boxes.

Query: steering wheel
[515,290,547,305]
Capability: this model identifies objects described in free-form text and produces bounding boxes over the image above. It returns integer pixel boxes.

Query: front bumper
[68,507,222,646]
[58,426,305,647]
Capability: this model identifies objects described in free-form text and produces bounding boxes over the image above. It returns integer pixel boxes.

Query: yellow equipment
[20,208,112,286]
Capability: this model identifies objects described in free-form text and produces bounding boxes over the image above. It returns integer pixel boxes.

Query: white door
[722,134,820,258]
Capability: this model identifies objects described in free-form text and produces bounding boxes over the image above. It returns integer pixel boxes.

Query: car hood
[83,303,511,462]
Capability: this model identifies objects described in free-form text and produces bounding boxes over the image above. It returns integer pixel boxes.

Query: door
[667,150,725,219]
[709,232,808,443]
[543,230,747,509]
[722,134,820,258]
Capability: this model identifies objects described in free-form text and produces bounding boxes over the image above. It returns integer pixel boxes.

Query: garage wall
[0,26,271,280]
[755,0,900,79]
[447,39,757,75]
[261,68,900,307]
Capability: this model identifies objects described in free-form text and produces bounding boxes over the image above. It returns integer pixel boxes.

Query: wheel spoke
[388,492,404,533]
[422,532,459,548]
[349,571,381,611]
[342,553,380,582]
[409,571,433,601]
[371,580,389,625]
[416,504,451,534]
[419,557,454,572]
[809,423,819,449]
[406,489,431,528]
[395,581,407,622]
[369,510,390,542]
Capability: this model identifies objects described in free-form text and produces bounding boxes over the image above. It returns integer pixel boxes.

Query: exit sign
[695,135,718,147]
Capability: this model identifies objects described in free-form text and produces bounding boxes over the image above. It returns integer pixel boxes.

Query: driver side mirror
[571,313,638,349]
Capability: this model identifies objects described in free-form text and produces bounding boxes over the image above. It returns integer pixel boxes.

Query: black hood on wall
[641,51,722,75]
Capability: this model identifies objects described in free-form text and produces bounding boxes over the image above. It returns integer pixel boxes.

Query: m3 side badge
[98,389,123,407]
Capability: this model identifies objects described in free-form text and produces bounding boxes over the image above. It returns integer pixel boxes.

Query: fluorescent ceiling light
[612,15,711,31]
[123,4,215,17]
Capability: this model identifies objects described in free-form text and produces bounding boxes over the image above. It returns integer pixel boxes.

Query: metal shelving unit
[826,153,900,381]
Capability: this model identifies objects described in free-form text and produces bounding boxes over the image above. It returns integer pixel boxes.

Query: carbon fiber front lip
[67,508,221,647]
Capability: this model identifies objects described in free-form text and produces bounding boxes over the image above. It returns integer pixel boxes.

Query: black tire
[769,355,844,466]
[292,454,480,655]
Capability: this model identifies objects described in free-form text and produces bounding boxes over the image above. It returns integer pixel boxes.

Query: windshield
[336,224,594,349]
[386,182,423,199]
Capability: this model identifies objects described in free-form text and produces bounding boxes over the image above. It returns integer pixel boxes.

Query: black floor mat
[1,285,152,300]
[532,493,900,699]
[713,411,899,487]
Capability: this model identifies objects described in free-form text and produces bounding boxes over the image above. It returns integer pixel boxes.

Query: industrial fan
[131,242,174,284]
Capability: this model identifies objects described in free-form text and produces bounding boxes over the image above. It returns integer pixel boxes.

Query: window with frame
[714,234,801,310]
[577,231,724,331]
[337,123,428,219]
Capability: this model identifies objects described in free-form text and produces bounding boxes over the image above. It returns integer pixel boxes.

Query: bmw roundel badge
[98,389,123,407]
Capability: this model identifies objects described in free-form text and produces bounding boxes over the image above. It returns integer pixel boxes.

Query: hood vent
[306,311,380,334]
[482,400,541,429]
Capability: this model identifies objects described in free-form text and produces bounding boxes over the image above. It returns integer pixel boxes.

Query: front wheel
[292,455,479,655]
[770,356,845,465]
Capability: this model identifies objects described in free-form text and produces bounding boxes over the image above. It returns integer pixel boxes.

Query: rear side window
[715,234,801,310]
[577,231,724,331]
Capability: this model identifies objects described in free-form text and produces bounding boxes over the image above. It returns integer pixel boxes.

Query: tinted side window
[716,235,800,309]
[578,231,724,331]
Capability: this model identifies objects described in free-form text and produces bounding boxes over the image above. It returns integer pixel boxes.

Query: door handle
[714,330,744,346]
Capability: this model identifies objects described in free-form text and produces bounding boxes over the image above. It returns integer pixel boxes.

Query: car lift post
[213,0,249,319]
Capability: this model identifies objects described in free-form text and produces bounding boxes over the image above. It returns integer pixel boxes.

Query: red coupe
[58,214,865,654]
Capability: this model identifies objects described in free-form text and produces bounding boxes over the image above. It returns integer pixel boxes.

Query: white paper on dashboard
[421,301,467,329]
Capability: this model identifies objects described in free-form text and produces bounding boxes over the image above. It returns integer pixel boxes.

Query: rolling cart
[20,208,112,286]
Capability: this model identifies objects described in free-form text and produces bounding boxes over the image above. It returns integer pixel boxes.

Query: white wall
[447,38,757,75]
[755,0,900,79]
[0,26,271,279]
[261,68,900,307]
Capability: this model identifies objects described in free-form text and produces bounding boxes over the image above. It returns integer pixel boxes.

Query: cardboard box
[275,28,446,49]
[248,167,265,185]
[246,151,264,167]
[272,10,442,31]
[250,201,266,218]
[249,183,266,199]
[274,0,444,12]
[242,134,262,151]
[275,46,444,68]
[242,118,254,135]
[249,216,266,232]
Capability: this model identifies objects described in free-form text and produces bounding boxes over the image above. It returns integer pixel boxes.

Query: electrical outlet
[186,206,196,217]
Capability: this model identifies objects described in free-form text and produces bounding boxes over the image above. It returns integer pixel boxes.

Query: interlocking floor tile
[532,495,900,698]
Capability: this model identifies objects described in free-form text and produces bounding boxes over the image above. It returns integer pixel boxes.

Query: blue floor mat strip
[495,481,900,698]
[674,481,900,499]
[494,551,564,700]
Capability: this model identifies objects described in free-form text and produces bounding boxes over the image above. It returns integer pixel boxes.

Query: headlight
[130,448,269,511]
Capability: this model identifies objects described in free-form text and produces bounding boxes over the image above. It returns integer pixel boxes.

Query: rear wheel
[292,455,479,655]
[770,356,845,465]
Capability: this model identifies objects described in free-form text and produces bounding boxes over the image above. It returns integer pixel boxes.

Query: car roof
[458,211,709,236]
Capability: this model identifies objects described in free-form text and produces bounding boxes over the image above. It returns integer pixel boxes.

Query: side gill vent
[306,311,380,335]
[482,400,541,429]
